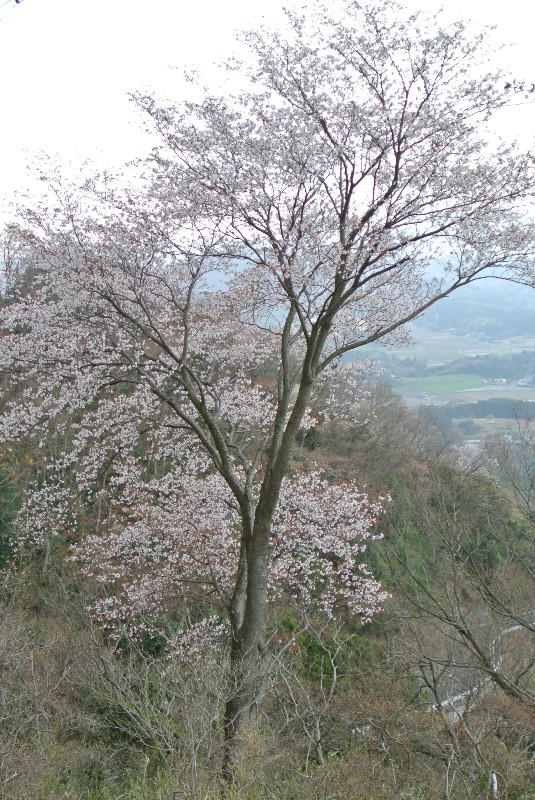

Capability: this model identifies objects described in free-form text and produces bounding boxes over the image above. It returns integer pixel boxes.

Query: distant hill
[417,278,535,338]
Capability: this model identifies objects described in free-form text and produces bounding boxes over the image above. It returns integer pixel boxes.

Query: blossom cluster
[65,458,387,641]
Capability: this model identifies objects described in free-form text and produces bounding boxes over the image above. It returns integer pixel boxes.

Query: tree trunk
[222,519,270,783]
[222,643,256,783]
[221,369,317,782]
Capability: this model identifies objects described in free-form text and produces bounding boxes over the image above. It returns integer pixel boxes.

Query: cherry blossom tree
[2,0,535,780]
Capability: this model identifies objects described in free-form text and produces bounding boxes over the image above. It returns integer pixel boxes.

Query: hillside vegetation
[1,385,534,799]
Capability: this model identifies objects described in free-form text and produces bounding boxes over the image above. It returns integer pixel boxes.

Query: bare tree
[385,461,535,712]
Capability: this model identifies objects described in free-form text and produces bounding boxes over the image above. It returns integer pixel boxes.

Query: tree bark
[222,520,270,783]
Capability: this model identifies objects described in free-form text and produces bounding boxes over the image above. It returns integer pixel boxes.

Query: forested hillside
[425,351,535,381]
[422,398,535,426]
[0,384,534,798]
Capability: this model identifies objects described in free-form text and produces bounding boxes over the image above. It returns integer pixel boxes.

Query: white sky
[0,0,534,214]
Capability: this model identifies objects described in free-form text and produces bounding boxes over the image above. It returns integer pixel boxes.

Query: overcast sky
[0,0,534,213]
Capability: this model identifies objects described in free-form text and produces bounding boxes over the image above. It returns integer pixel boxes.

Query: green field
[396,373,484,395]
